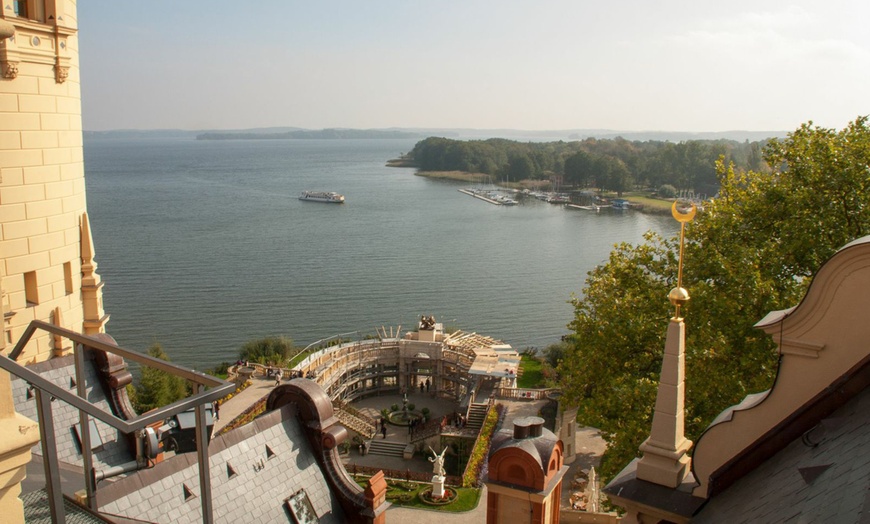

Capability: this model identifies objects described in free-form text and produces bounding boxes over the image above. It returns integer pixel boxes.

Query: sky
[77,1,870,133]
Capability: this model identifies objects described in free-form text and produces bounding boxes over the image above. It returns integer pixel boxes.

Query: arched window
[506,464,527,484]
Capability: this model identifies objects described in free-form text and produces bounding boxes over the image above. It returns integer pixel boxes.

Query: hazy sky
[77,1,870,133]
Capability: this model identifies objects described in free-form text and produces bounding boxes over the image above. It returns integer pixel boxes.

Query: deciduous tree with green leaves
[131,343,189,414]
[559,117,870,481]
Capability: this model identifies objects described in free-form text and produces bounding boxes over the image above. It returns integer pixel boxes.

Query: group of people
[440,412,465,430]
[407,416,426,436]
[419,377,431,394]
[265,368,315,386]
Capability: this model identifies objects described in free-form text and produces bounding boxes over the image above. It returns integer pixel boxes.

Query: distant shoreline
[197,129,426,140]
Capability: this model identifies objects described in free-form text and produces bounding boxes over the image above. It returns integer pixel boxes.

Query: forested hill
[409,136,770,196]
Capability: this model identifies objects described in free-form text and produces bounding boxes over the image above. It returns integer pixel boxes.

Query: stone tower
[0,0,107,364]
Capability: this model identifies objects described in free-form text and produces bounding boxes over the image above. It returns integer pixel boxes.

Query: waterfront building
[292,319,521,404]
[12,3,870,523]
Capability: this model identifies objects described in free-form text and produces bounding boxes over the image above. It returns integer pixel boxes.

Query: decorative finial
[635,199,697,488]
[669,200,696,319]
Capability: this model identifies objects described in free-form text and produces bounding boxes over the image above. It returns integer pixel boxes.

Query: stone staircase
[334,406,377,439]
[366,439,408,458]
[466,403,489,431]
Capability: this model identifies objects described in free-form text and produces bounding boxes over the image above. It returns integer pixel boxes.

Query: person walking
[381,423,387,439]
[274,368,282,386]
[425,377,430,393]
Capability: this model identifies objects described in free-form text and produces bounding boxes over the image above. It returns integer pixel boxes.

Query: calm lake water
[84,137,676,370]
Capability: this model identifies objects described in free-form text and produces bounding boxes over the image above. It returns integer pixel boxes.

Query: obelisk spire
[636,200,696,488]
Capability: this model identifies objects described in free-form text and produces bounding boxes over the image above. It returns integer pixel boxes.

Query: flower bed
[215,394,267,436]
[461,403,505,487]
[419,487,458,505]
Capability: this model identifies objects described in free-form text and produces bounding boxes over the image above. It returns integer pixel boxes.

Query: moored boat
[299,191,345,203]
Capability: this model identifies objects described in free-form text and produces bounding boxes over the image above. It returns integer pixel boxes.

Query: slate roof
[693,386,870,523]
[96,405,345,524]
[11,354,134,471]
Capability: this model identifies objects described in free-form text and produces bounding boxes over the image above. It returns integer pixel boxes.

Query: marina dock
[458,188,503,205]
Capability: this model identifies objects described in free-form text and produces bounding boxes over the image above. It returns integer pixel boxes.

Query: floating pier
[566,203,600,212]
[458,188,502,205]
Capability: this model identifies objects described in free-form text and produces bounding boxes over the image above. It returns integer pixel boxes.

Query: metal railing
[493,387,560,400]
[2,320,235,524]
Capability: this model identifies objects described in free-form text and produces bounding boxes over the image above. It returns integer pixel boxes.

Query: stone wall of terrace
[291,332,485,404]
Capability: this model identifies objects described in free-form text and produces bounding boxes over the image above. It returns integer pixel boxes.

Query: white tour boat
[299,191,345,203]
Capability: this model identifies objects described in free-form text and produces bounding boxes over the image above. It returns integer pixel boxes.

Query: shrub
[657,184,677,198]
[238,336,297,365]
[407,403,415,411]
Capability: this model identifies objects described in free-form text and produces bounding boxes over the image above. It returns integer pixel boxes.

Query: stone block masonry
[1,1,107,361]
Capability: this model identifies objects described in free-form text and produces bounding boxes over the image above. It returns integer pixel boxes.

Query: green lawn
[517,355,544,388]
[623,194,673,213]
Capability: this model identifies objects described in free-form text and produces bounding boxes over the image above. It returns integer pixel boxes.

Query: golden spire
[635,198,696,488]
[668,200,696,319]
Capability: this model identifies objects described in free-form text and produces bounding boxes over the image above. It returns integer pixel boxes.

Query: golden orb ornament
[668,286,690,306]
[671,200,696,223]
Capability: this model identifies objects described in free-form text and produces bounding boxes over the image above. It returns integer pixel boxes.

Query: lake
[84,137,676,370]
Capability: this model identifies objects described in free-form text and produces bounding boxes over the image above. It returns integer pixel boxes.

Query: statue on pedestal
[420,315,436,330]
[428,446,447,477]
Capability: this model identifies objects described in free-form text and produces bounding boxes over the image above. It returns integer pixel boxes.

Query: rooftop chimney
[513,416,545,439]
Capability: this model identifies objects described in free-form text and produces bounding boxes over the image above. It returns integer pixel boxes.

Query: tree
[238,336,296,365]
[563,150,594,188]
[132,343,189,414]
[657,184,677,198]
[504,153,535,181]
[558,117,870,481]
[593,156,633,196]
[542,341,570,369]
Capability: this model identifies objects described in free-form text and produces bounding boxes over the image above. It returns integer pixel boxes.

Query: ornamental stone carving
[55,64,69,83]
[2,61,18,79]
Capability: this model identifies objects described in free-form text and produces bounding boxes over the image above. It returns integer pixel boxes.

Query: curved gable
[692,236,870,498]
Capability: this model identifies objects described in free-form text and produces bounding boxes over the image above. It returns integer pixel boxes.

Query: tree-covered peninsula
[408,136,767,196]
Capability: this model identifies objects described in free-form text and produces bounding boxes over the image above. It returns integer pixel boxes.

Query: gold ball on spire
[668,286,690,306]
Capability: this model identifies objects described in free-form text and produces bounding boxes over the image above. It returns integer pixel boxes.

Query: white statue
[428,446,447,477]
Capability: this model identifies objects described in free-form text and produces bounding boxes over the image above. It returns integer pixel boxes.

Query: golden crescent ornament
[671,200,697,223]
